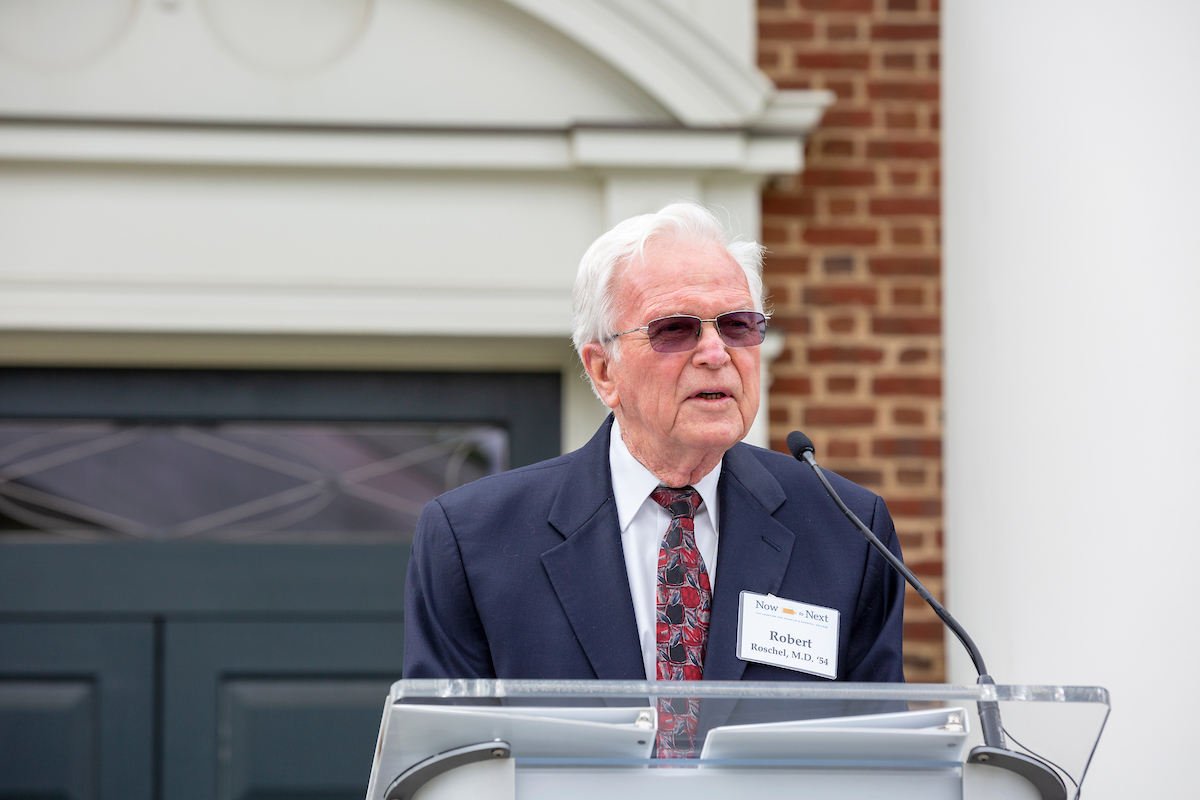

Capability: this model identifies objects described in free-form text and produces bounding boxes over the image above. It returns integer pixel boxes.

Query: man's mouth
[694,391,728,400]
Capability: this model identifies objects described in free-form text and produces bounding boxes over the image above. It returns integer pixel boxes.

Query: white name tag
[736,591,839,680]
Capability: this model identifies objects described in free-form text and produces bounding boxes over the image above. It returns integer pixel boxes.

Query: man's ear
[580,342,620,410]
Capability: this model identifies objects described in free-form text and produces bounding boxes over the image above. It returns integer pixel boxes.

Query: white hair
[571,202,769,367]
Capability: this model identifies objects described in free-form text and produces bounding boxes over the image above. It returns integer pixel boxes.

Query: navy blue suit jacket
[404,418,905,683]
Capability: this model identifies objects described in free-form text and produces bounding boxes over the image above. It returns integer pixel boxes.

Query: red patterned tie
[651,486,709,758]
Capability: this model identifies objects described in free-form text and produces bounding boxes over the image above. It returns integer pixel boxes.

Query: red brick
[873,437,941,457]
[759,22,816,40]
[774,78,813,90]
[829,198,856,215]
[759,0,787,6]
[769,406,790,423]
[899,348,929,362]
[828,23,859,40]
[804,227,879,246]
[888,0,919,9]
[762,224,789,244]
[904,622,944,640]
[804,285,878,306]
[894,408,925,424]
[907,560,944,576]
[770,438,788,453]
[892,287,923,305]
[763,196,816,215]
[904,650,936,671]
[875,377,940,395]
[870,257,939,275]
[897,469,926,485]
[763,255,810,273]
[930,109,941,129]
[891,169,919,185]
[880,374,939,395]
[869,81,940,101]
[821,139,855,156]
[758,51,780,69]
[892,227,923,244]
[872,23,939,40]
[795,52,871,70]
[872,316,941,334]
[889,499,942,516]
[778,317,812,333]
[824,255,855,274]
[929,52,941,70]
[870,198,941,215]
[828,439,860,458]
[822,109,873,128]
[803,168,877,187]
[808,346,884,363]
[827,376,857,392]
[839,469,883,486]
[828,316,856,333]
[826,80,856,100]
[883,53,916,70]
[867,140,940,159]
[773,377,812,394]
[886,111,918,129]
[801,0,873,9]
[805,406,876,425]
[897,531,924,549]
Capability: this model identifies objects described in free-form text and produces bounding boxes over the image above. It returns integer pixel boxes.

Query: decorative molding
[502,0,772,126]
[0,113,824,174]
[0,284,574,336]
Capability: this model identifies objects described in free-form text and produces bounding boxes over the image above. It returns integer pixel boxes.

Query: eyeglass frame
[605,310,768,353]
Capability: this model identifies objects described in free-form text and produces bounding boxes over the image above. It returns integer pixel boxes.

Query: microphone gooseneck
[787,431,1066,800]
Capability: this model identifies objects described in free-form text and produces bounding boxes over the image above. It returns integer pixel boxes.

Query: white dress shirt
[609,418,721,681]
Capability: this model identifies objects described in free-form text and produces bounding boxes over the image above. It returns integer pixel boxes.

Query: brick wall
[757,0,944,681]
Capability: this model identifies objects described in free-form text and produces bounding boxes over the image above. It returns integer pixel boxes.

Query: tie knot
[651,486,701,519]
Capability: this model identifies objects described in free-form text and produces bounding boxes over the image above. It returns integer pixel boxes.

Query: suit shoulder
[737,441,883,507]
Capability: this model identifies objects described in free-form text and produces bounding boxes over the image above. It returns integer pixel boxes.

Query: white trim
[0,119,820,174]
[502,0,771,126]
[0,285,574,336]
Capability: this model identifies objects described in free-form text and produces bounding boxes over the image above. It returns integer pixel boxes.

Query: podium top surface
[389,679,1109,706]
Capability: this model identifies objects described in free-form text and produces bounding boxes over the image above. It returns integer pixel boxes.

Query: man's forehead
[617,240,750,297]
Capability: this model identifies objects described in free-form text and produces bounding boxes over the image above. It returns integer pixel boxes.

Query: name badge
[736,591,839,680]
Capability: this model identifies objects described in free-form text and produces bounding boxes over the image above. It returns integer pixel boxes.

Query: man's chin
[673,418,747,453]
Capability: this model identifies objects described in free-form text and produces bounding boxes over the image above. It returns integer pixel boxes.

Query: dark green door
[0,368,560,800]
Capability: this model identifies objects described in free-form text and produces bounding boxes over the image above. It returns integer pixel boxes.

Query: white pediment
[0,0,781,128]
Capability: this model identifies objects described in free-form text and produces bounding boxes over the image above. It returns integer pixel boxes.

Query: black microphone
[787,431,1066,800]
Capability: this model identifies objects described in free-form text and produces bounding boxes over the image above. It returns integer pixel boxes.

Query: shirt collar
[609,418,722,534]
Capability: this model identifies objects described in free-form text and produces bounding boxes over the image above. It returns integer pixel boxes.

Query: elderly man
[404,203,904,704]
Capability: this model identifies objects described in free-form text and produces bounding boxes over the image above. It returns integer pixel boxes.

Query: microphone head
[786,431,815,460]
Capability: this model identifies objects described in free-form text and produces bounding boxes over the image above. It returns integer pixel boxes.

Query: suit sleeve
[403,499,496,679]
[843,494,906,681]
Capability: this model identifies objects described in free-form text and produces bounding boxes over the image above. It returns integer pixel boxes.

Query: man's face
[587,239,761,470]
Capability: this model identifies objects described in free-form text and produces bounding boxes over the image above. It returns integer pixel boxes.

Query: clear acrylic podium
[366,680,1109,800]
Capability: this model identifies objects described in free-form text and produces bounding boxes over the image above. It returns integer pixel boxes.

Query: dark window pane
[0,421,507,543]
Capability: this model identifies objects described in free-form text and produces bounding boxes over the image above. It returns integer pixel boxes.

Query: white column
[944,1,1200,797]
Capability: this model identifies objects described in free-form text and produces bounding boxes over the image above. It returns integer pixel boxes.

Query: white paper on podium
[699,706,970,764]
[367,703,657,800]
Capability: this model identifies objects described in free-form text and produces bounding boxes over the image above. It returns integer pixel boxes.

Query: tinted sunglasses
[609,311,767,353]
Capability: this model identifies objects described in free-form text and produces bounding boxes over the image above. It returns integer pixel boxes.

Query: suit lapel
[704,444,796,681]
[541,418,645,679]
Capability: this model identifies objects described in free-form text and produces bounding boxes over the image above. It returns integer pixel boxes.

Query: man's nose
[692,321,730,366]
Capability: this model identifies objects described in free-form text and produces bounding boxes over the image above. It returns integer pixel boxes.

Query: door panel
[164,621,403,800]
[219,679,394,800]
[0,543,408,614]
[0,623,154,800]
[0,368,559,797]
